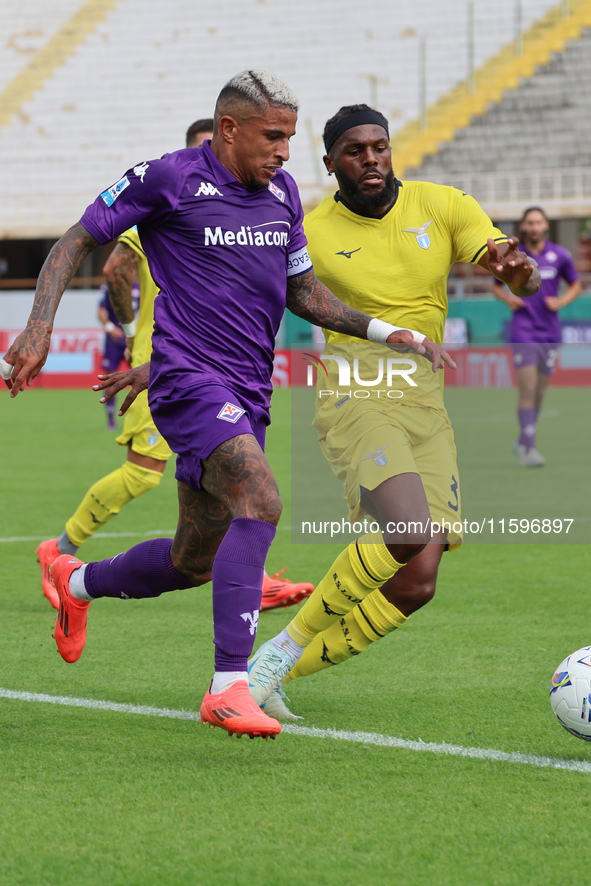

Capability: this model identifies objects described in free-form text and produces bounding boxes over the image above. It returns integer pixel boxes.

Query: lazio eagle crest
[403,219,434,250]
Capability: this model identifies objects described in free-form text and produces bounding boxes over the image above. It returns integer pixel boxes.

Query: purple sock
[212,517,276,672]
[105,399,116,423]
[84,538,193,599]
[518,408,537,450]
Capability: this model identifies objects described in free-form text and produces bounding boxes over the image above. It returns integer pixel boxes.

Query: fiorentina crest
[240,610,260,635]
[217,402,245,423]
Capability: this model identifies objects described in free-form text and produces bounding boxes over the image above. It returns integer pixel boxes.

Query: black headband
[323,110,390,154]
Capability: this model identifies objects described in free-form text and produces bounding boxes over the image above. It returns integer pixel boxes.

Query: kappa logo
[403,219,434,250]
[133,162,149,182]
[361,444,389,466]
[321,596,344,617]
[240,609,260,635]
[195,181,223,197]
[268,181,285,202]
[335,247,361,259]
[217,402,245,423]
[320,640,336,665]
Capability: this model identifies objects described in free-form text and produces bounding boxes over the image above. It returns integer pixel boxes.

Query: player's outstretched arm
[93,362,150,415]
[287,268,389,339]
[286,268,456,370]
[103,242,139,356]
[3,223,99,396]
[479,237,540,298]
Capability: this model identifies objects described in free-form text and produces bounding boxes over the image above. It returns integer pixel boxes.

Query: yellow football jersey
[304,180,507,345]
[116,226,159,368]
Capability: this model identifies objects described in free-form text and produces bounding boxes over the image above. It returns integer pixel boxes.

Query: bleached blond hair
[214,70,299,126]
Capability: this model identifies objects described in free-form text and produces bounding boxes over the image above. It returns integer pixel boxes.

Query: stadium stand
[0,0,83,93]
[406,25,591,180]
[394,1,591,177]
[402,5,591,220]
[0,0,568,237]
[1,0,589,347]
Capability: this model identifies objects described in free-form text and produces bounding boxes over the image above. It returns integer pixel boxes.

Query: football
[550,646,591,740]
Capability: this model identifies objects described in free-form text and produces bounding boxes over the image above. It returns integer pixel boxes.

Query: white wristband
[367,317,425,345]
[122,320,137,337]
[104,321,115,334]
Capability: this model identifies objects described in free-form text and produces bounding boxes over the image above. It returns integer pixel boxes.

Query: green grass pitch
[0,386,590,886]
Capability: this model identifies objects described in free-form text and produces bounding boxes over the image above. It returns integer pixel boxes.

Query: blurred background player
[247,104,539,719]
[492,206,581,467]
[36,117,313,612]
[97,280,139,429]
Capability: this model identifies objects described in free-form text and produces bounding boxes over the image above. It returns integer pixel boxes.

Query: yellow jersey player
[36,118,314,614]
[248,103,540,719]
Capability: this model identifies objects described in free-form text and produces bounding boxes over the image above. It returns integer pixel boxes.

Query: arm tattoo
[28,222,98,330]
[286,269,372,339]
[103,242,139,324]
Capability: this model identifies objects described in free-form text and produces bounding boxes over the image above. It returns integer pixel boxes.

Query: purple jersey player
[98,282,139,428]
[4,70,453,739]
[492,206,581,467]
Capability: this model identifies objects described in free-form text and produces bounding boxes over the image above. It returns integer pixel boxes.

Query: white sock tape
[0,358,13,380]
[122,320,137,337]
[367,318,425,345]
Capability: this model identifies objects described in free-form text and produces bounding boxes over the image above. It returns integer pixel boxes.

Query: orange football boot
[50,555,90,663]
[261,567,314,611]
[200,680,281,739]
[36,538,61,609]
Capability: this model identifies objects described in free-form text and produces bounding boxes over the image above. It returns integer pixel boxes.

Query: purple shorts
[512,343,559,376]
[102,336,126,372]
[150,382,269,490]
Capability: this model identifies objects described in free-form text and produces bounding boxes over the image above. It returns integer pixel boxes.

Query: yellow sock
[65,461,162,547]
[284,588,407,682]
[286,533,403,647]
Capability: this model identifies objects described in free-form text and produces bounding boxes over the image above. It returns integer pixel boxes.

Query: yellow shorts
[318,400,462,548]
[116,389,172,462]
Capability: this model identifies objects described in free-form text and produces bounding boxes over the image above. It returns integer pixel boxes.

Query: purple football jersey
[509,241,579,343]
[81,141,311,410]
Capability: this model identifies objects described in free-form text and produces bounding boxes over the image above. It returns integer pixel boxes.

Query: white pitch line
[280,725,591,773]
[0,530,176,544]
[0,688,197,721]
[0,526,292,543]
[1,687,589,774]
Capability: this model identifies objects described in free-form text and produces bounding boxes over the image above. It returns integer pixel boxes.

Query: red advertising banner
[2,339,590,390]
[443,345,591,387]
[277,346,591,388]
